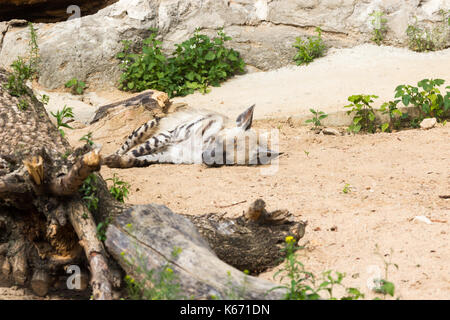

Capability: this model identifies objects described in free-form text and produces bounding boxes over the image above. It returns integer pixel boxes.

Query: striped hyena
[103,105,281,168]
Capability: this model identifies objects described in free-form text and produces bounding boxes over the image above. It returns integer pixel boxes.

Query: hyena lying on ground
[103,105,281,168]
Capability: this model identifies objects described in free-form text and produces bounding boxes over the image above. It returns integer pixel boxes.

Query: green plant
[342,183,352,194]
[305,108,328,128]
[79,132,94,146]
[406,12,449,52]
[106,173,130,203]
[117,28,245,98]
[345,94,379,133]
[123,245,185,300]
[372,245,398,299]
[50,105,74,137]
[395,78,450,121]
[4,23,39,97]
[293,27,326,65]
[369,10,387,45]
[18,99,29,111]
[39,94,49,106]
[79,173,99,212]
[269,236,364,300]
[221,270,249,300]
[65,78,87,95]
[380,100,402,132]
[96,217,111,242]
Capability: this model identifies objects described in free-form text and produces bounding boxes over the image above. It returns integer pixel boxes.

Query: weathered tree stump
[188,199,307,274]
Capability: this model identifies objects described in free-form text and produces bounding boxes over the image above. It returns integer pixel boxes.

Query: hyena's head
[202,105,281,166]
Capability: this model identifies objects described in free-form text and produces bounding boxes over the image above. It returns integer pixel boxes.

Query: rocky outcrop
[0,0,448,89]
[0,0,117,22]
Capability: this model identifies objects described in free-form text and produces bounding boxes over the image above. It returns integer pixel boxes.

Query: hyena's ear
[236,104,255,131]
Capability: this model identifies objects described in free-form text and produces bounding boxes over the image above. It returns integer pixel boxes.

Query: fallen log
[0,67,115,299]
[106,204,297,299]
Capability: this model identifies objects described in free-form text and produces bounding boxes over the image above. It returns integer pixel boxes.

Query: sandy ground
[172,44,450,121]
[2,44,449,300]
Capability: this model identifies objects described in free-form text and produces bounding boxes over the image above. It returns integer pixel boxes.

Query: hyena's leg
[104,131,173,168]
[128,131,172,157]
[103,154,159,168]
[115,117,161,155]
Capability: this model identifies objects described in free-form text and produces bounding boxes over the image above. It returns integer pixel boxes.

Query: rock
[0,0,448,89]
[420,118,437,130]
[412,216,432,225]
[0,0,116,23]
[322,127,341,135]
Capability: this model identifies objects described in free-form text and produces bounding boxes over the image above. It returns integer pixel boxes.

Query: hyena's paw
[103,154,134,168]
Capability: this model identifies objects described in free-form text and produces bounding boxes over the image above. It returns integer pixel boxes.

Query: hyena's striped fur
[103,105,280,168]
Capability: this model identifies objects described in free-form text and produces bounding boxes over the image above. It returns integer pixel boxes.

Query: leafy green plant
[380,100,402,132]
[345,94,379,133]
[65,78,87,95]
[123,244,185,300]
[39,94,49,106]
[305,109,328,128]
[96,217,111,242]
[372,245,398,299]
[106,173,130,203]
[18,99,29,111]
[50,105,74,137]
[221,270,250,300]
[370,10,387,45]
[269,236,364,300]
[5,23,39,97]
[117,28,245,98]
[342,183,352,194]
[406,12,449,52]
[395,78,450,121]
[293,27,326,65]
[79,173,99,212]
[79,132,94,146]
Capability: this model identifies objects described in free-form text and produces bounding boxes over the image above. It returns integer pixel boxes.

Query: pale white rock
[420,118,437,130]
[322,127,341,135]
[412,216,432,225]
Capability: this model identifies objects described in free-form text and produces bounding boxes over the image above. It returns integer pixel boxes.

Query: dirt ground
[85,118,449,300]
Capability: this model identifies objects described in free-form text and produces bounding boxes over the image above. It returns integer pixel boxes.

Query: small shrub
[344,94,379,133]
[79,173,99,212]
[293,27,326,65]
[65,78,87,95]
[372,245,399,299]
[269,236,364,300]
[379,100,402,132]
[18,99,29,111]
[5,23,39,97]
[96,217,111,242]
[117,28,245,98]
[395,78,450,121]
[369,10,387,45]
[106,173,130,203]
[123,245,185,300]
[305,108,328,128]
[50,105,74,137]
[79,132,94,146]
[406,12,450,52]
